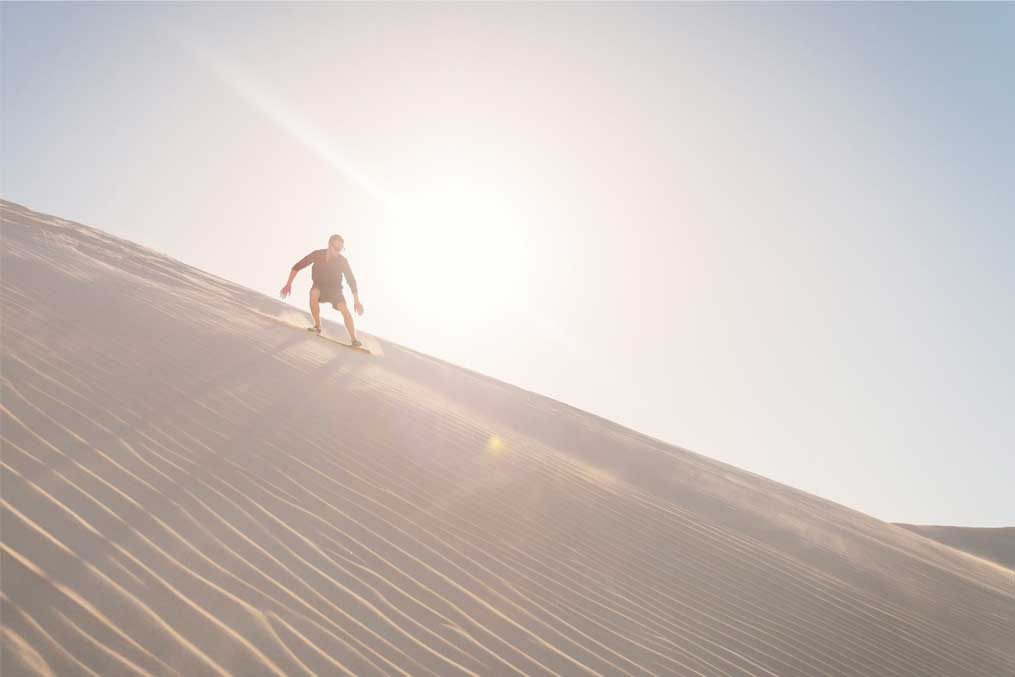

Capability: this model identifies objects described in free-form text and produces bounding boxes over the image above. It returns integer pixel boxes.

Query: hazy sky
[4,2,1013,526]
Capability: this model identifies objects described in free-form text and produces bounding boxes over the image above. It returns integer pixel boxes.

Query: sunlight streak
[176,32,391,206]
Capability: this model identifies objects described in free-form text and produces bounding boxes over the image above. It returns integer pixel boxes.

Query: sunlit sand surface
[2,200,1013,675]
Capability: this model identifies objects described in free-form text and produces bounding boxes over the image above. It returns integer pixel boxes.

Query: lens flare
[486,434,505,456]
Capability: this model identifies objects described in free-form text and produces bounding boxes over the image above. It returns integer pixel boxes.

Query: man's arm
[343,259,364,315]
[280,252,314,298]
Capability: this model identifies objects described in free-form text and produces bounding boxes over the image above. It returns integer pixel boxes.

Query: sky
[3,2,1013,527]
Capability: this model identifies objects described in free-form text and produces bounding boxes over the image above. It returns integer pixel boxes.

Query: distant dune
[895,524,1015,571]
[3,198,1014,675]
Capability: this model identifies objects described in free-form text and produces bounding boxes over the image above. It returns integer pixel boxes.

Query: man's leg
[334,302,357,342]
[309,288,322,329]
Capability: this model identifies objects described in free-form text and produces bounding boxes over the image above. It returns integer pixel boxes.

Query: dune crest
[896,524,1015,571]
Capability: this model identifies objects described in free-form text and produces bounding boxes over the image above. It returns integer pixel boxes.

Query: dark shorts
[316,287,346,307]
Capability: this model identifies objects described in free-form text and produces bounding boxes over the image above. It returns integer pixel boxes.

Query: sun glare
[387,180,527,314]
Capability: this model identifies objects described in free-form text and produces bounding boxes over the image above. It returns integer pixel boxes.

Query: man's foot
[350,339,362,348]
[307,326,321,335]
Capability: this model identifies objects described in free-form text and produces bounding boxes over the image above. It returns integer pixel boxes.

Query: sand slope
[896,524,1015,572]
[2,199,1013,676]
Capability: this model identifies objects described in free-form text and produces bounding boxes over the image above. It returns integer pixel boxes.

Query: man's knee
[310,288,321,302]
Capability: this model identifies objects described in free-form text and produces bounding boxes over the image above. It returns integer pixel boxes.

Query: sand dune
[895,525,1015,572]
[2,199,1013,676]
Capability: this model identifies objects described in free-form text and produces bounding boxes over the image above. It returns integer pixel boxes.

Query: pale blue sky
[3,2,1013,526]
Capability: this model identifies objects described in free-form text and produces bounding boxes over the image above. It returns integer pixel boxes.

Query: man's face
[329,240,343,255]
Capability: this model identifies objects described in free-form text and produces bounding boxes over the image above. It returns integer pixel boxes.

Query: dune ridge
[2,199,1013,675]
[895,524,1015,572]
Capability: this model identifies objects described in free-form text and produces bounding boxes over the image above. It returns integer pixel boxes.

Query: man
[280,234,364,346]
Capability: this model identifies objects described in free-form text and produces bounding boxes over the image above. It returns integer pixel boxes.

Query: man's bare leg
[335,302,357,342]
[309,288,322,331]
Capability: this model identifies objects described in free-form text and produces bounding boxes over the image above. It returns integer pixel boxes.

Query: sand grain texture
[2,200,1014,676]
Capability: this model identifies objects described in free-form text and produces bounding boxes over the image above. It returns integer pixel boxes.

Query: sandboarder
[280,234,364,347]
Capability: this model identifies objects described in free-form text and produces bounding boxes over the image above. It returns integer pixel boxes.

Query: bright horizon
[4,2,1013,527]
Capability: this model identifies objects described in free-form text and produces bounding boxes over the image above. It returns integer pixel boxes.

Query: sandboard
[307,328,373,354]
[249,308,375,354]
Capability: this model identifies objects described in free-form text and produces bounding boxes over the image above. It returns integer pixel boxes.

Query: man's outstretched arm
[280,252,314,298]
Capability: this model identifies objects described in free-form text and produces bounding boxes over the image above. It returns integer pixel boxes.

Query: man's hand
[279,284,292,299]
[354,299,364,316]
